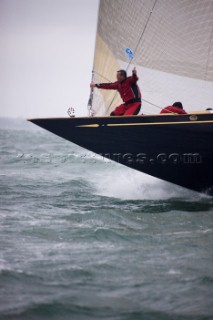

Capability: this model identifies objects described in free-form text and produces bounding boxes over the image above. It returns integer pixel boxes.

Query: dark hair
[117,70,127,78]
[172,102,183,109]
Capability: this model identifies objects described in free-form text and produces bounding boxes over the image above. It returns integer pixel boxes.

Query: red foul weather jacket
[95,73,141,104]
[160,106,187,114]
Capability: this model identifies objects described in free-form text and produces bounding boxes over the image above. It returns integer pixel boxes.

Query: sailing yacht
[29,0,213,196]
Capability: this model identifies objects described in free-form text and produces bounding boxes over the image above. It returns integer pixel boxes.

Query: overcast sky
[0,0,99,118]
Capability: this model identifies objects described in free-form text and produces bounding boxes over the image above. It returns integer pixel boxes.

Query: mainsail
[90,0,213,116]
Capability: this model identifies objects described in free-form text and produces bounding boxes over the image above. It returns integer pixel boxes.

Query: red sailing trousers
[111,102,141,116]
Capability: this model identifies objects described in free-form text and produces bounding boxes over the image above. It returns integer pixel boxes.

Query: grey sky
[0,0,99,118]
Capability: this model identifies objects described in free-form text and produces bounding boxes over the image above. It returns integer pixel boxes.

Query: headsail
[90,0,213,116]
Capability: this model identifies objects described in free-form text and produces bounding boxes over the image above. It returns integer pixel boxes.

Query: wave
[88,165,202,201]
[1,127,212,203]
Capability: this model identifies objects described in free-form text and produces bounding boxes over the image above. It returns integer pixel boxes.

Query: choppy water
[0,120,213,320]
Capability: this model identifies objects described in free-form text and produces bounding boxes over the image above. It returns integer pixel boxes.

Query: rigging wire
[105,0,159,115]
[87,0,101,116]
[91,0,176,115]
[204,24,213,82]
[126,0,158,72]
[93,70,178,114]
[93,71,112,84]
[92,69,163,113]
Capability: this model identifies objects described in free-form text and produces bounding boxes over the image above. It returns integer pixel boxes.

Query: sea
[0,118,213,320]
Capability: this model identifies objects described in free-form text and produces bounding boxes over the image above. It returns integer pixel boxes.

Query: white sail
[91,0,213,116]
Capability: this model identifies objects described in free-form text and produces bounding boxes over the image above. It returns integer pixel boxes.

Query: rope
[87,70,95,116]
[142,99,177,115]
[105,0,159,115]
[92,70,177,115]
[126,0,158,72]
[91,0,177,116]
[142,98,161,110]
[93,71,112,83]
[204,24,213,82]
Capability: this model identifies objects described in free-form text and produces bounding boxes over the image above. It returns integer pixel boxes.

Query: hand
[90,82,96,89]
[132,67,136,74]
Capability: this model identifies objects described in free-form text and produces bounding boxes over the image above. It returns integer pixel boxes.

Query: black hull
[29,113,213,196]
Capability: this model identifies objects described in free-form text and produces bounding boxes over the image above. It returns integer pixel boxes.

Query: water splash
[89,165,197,200]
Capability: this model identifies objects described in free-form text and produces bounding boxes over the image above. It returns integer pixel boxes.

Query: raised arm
[90,82,118,90]
[129,67,139,84]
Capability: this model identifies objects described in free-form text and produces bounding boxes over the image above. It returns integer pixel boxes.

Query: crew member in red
[90,68,142,116]
[160,102,187,114]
